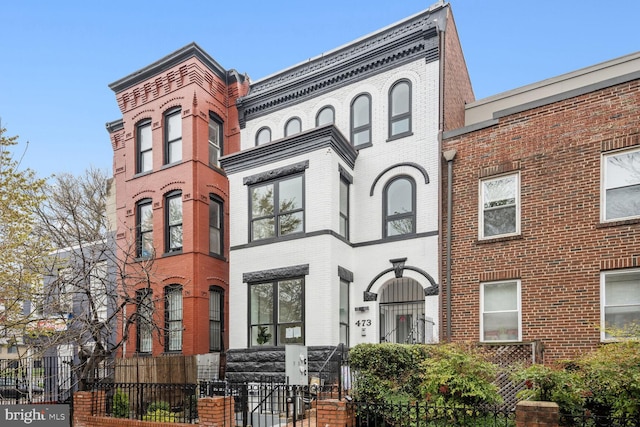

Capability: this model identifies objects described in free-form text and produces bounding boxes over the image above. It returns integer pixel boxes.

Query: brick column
[316,399,355,427]
[516,401,559,427]
[198,396,235,427]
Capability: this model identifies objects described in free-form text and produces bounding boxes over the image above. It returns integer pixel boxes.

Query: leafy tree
[0,125,50,346]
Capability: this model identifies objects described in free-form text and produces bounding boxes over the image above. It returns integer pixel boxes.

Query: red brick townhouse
[105,44,248,362]
[442,51,640,363]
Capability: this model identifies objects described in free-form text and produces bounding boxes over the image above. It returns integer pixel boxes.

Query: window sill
[386,132,413,142]
[354,142,373,150]
[162,250,183,257]
[596,217,640,228]
[476,234,523,245]
[209,252,227,261]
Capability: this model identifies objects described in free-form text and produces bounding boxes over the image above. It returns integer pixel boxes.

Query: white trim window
[479,173,520,239]
[480,280,521,342]
[602,148,640,222]
[601,269,640,340]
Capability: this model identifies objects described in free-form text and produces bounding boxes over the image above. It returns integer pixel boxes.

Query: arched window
[350,94,371,146]
[208,113,223,168]
[383,176,415,237]
[284,118,301,137]
[379,277,425,343]
[136,198,153,258]
[389,80,411,138]
[165,285,183,352]
[164,107,182,164]
[256,127,272,145]
[136,119,152,173]
[165,190,183,253]
[209,286,224,352]
[316,106,335,127]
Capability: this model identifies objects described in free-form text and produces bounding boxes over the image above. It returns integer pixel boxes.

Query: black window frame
[249,278,305,347]
[136,119,152,174]
[136,288,153,354]
[383,175,416,238]
[209,286,224,352]
[316,106,335,127]
[208,112,224,168]
[255,126,272,146]
[249,173,305,242]
[136,198,153,258]
[164,284,183,353]
[339,176,350,240]
[388,80,412,140]
[209,194,223,256]
[284,117,302,137]
[164,107,182,165]
[350,93,372,147]
[165,191,183,253]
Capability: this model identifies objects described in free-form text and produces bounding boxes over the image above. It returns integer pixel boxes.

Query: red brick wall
[442,79,640,363]
[442,7,475,132]
[108,55,245,357]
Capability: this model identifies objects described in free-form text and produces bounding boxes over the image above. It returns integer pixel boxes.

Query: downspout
[442,149,456,342]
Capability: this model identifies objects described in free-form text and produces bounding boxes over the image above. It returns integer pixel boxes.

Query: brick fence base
[516,401,559,427]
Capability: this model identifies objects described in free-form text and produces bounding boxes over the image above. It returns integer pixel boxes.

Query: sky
[1,0,638,179]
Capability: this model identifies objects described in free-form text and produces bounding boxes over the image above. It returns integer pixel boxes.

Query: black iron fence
[0,356,74,404]
[88,381,198,424]
[560,412,640,427]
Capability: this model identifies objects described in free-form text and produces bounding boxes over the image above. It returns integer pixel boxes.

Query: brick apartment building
[442,52,640,363]
[105,44,248,361]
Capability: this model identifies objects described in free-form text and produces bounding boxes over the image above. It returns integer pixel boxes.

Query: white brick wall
[228,58,441,349]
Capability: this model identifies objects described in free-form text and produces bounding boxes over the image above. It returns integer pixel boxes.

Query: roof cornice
[108,42,228,94]
[236,6,447,128]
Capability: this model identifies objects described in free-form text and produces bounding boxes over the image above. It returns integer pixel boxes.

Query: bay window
[250,175,304,241]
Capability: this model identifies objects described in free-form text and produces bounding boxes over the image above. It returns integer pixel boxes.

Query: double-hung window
[209,287,223,352]
[339,175,350,239]
[136,288,153,354]
[209,195,223,256]
[480,173,520,239]
[165,285,183,352]
[481,280,521,342]
[164,108,182,165]
[602,148,640,221]
[601,270,640,340]
[384,176,416,237]
[389,80,411,138]
[136,120,152,173]
[351,94,371,146]
[250,175,304,241]
[137,199,153,258]
[340,279,349,346]
[250,278,304,346]
[165,191,183,252]
[209,113,223,168]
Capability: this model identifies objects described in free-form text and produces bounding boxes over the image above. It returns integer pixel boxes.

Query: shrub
[112,388,129,418]
[418,343,502,407]
[142,409,177,422]
[511,363,583,415]
[146,400,171,413]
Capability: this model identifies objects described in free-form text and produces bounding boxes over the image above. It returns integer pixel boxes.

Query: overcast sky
[1,0,638,178]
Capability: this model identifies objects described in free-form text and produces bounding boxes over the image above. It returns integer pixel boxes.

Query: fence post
[515,401,559,427]
[316,399,355,427]
[199,396,235,427]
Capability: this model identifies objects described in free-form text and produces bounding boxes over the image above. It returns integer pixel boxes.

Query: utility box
[285,345,308,385]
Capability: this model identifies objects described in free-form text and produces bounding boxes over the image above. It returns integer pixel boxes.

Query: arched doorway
[379,277,430,344]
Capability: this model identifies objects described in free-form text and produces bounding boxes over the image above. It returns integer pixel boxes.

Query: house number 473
[355,319,371,327]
